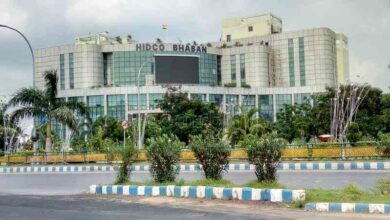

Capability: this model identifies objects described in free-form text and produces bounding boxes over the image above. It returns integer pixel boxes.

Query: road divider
[305,202,390,214]
[90,184,305,202]
[1,161,389,174]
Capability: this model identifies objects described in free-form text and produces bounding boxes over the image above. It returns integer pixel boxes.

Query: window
[87,96,104,122]
[230,55,236,83]
[298,37,306,86]
[239,54,246,85]
[275,94,292,116]
[226,94,239,115]
[288,39,295,87]
[107,95,126,121]
[294,93,310,105]
[226,34,231,42]
[103,53,113,86]
[69,53,74,89]
[128,94,147,110]
[149,93,163,110]
[259,95,274,122]
[190,93,206,102]
[248,26,253,32]
[209,94,223,108]
[242,95,255,111]
[60,54,65,90]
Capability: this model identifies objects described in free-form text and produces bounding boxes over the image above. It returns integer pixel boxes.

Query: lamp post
[137,61,153,150]
[0,24,35,153]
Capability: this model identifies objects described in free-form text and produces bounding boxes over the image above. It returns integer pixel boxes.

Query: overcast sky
[0,0,389,95]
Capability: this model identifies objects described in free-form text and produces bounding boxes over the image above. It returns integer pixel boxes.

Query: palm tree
[7,69,87,152]
[227,106,266,145]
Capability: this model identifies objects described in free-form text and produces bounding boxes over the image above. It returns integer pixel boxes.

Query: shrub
[377,133,390,156]
[107,145,137,184]
[146,134,183,182]
[189,134,231,180]
[243,132,286,182]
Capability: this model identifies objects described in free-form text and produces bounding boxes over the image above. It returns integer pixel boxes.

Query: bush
[377,133,390,156]
[189,134,231,180]
[243,132,286,182]
[146,134,183,182]
[107,145,137,184]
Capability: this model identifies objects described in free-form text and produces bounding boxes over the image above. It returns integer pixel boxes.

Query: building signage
[136,43,207,53]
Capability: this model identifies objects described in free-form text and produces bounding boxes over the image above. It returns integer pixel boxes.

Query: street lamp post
[0,24,35,153]
[137,61,153,150]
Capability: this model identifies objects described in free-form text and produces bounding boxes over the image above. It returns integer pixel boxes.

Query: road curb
[1,161,390,174]
[90,185,305,202]
[304,202,390,214]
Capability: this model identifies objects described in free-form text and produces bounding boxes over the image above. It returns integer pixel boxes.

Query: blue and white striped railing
[90,185,305,202]
[305,203,390,214]
[1,161,390,174]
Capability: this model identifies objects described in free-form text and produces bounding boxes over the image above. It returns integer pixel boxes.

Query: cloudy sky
[0,0,389,95]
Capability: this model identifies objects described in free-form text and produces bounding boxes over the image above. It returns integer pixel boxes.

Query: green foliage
[158,92,223,144]
[189,131,231,180]
[275,103,315,143]
[107,144,137,184]
[7,69,87,152]
[146,134,183,182]
[227,106,267,146]
[346,122,362,145]
[224,82,236,87]
[377,132,390,156]
[380,94,390,132]
[92,115,124,142]
[243,132,286,182]
[371,179,390,195]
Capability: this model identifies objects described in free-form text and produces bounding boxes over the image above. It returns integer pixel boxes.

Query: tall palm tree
[7,69,87,152]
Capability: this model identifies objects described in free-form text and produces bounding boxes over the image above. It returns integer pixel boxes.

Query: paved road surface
[1,170,390,195]
[0,194,387,220]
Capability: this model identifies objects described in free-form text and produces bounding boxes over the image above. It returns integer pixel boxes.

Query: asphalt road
[1,170,390,195]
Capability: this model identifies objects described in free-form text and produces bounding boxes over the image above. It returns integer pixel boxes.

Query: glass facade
[209,94,223,107]
[298,37,306,86]
[230,55,236,83]
[68,96,84,122]
[60,54,65,90]
[190,93,206,102]
[112,51,217,86]
[288,39,295,87]
[259,95,274,122]
[103,53,113,85]
[69,53,74,89]
[217,55,222,86]
[275,94,292,115]
[107,95,126,121]
[149,93,163,110]
[242,95,255,111]
[226,94,239,115]
[294,93,310,105]
[87,95,104,122]
[128,94,147,110]
[240,54,246,85]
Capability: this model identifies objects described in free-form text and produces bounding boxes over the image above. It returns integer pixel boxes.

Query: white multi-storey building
[34,13,349,133]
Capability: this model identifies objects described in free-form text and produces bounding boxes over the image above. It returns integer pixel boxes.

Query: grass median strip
[119,179,286,189]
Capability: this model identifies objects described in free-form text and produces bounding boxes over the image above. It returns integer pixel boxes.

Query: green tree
[92,115,123,142]
[227,106,267,146]
[189,130,231,180]
[107,144,137,184]
[346,122,363,145]
[380,94,390,133]
[146,134,183,182]
[243,132,286,182]
[275,103,314,143]
[7,70,87,152]
[158,92,223,144]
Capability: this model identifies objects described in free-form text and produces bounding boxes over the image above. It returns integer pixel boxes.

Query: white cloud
[350,55,390,92]
[0,0,28,30]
